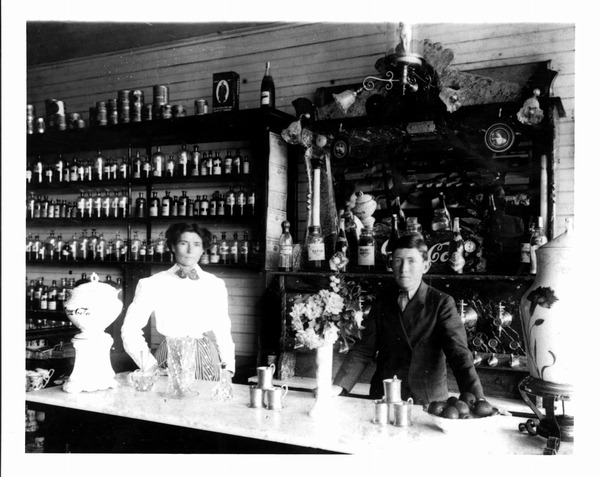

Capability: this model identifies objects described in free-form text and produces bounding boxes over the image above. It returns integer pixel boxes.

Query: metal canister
[76,118,86,129]
[95,101,107,126]
[172,104,186,118]
[129,89,144,122]
[107,99,118,125]
[153,84,169,118]
[160,104,172,119]
[142,104,153,121]
[45,99,66,131]
[27,105,36,134]
[195,99,207,115]
[67,113,81,129]
[35,117,46,134]
[117,90,130,124]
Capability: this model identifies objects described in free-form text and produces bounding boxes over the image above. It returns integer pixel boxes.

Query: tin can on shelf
[67,113,81,129]
[94,101,107,126]
[107,99,118,125]
[129,89,144,122]
[117,90,130,123]
[142,103,153,121]
[160,104,172,119]
[172,104,186,118]
[153,84,169,118]
[195,99,207,115]
[45,99,66,131]
[27,105,35,134]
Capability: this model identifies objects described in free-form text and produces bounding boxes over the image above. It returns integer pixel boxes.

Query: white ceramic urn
[519,218,575,389]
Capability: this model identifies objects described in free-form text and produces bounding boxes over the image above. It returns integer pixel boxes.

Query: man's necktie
[176,267,199,280]
[398,291,409,312]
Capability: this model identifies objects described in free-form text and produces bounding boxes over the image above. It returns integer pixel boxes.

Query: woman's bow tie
[176,267,199,280]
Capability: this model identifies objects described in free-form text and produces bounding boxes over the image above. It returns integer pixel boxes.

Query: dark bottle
[235,186,246,217]
[132,152,143,179]
[212,151,222,176]
[335,215,348,272]
[135,192,146,218]
[165,155,175,178]
[223,150,233,175]
[200,195,209,216]
[75,273,90,287]
[306,225,325,269]
[240,231,250,265]
[358,227,375,270]
[447,217,466,274]
[193,195,202,216]
[342,206,359,264]
[278,221,294,271]
[161,190,172,217]
[230,232,240,265]
[260,61,275,109]
[170,195,179,217]
[246,186,256,216]
[385,214,402,272]
[178,191,189,217]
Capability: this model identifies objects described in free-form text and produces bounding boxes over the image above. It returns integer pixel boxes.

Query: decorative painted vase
[518,218,575,388]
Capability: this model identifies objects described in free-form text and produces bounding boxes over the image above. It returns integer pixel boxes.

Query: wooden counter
[25,373,571,455]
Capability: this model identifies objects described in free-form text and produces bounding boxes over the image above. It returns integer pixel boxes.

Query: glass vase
[166,337,197,398]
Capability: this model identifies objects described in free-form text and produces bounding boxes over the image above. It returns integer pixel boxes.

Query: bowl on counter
[426,410,507,434]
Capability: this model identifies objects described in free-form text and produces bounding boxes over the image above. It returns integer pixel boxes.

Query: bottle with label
[70,158,79,182]
[113,231,123,262]
[358,227,376,270]
[152,146,164,178]
[219,232,230,264]
[260,61,275,108]
[448,217,465,274]
[130,231,141,262]
[241,231,250,265]
[119,189,129,218]
[518,217,536,274]
[170,194,179,217]
[209,235,220,264]
[161,190,172,217]
[177,144,189,177]
[119,155,129,179]
[135,192,146,218]
[278,221,294,271]
[529,216,548,274]
[93,150,104,181]
[44,231,57,262]
[26,162,33,184]
[235,186,246,216]
[154,232,166,262]
[212,151,222,176]
[102,190,111,218]
[55,154,65,182]
[88,229,99,261]
[43,161,54,184]
[142,155,152,179]
[216,193,225,216]
[94,191,103,219]
[306,225,325,269]
[96,233,107,261]
[132,152,143,179]
[431,192,452,234]
[148,191,159,217]
[200,152,209,176]
[190,145,201,177]
[392,196,407,234]
[242,154,251,175]
[81,159,89,181]
[225,186,236,216]
[224,150,233,175]
[178,191,189,217]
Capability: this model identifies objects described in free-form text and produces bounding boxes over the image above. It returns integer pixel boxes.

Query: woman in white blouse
[121,223,235,380]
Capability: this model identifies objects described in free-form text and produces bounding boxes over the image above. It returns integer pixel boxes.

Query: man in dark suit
[332,233,484,405]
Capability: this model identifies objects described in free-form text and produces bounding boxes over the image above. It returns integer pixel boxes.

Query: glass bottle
[358,227,375,270]
[94,149,104,181]
[119,155,129,180]
[200,195,209,217]
[178,191,189,217]
[75,272,90,287]
[165,155,175,178]
[148,191,159,217]
[57,278,67,312]
[27,279,36,310]
[529,216,548,274]
[160,190,173,217]
[177,144,189,177]
[342,205,359,264]
[518,217,536,275]
[102,190,111,218]
[193,195,202,216]
[230,232,240,265]
[70,157,79,182]
[135,192,146,218]
[246,186,255,216]
[306,225,325,269]
[226,186,236,216]
[44,230,57,261]
[34,156,44,184]
[83,159,93,182]
[105,240,114,261]
[26,161,33,184]
[260,61,275,108]
[132,152,143,179]
[139,240,147,262]
[212,151,222,176]
[431,192,452,234]
[113,231,124,262]
[392,196,407,234]
[130,231,141,262]
[224,150,233,175]
[142,154,152,179]
[54,234,64,261]
[67,233,79,261]
[209,235,220,264]
[94,190,103,219]
[242,154,251,175]
[109,156,118,180]
[240,231,250,265]
[233,149,242,175]
[154,231,166,262]
[119,189,129,218]
[216,193,225,217]
[219,232,230,264]
[278,220,294,271]
[88,229,99,261]
[47,280,59,311]
[40,195,49,218]
[44,162,54,184]
[448,217,465,274]
[152,146,164,178]
[170,195,179,217]
[26,233,34,261]
[55,154,65,182]
[211,362,233,401]
[200,151,209,176]
[96,233,106,261]
[186,193,195,217]
[190,145,200,177]
[235,186,246,217]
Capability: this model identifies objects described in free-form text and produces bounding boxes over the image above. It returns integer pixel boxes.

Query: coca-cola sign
[427,241,450,273]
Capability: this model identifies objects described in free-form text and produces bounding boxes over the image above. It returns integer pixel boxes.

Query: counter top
[25,372,571,455]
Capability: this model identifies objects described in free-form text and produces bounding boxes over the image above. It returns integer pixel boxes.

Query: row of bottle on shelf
[26,146,254,185]
[26,230,261,265]
[27,186,257,220]
[279,192,548,275]
[26,274,121,312]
